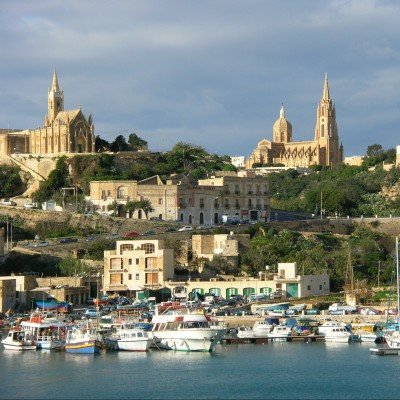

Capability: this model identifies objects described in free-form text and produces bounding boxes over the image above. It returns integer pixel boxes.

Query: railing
[247,191,253,195]
[235,191,241,195]
[224,204,230,209]
[224,190,230,195]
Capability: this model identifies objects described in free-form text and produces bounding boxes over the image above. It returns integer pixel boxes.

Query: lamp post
[211,196,219,226]
[265,265,270,282]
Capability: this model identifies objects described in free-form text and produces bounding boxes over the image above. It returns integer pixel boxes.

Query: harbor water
[1,342,399,399]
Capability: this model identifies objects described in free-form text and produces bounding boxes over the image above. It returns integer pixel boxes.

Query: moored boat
[1,327,37,351]
[65,325,102,354]
[106,324,153,351]
[151,310,225,352]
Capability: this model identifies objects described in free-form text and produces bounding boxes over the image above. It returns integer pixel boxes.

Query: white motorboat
[1,328,37,351]
[106,324,153,351]
[236,326,257,339]
[384,331,400,349]
[323,326,352,343]
[151,311,225,352]
[20,313,66,350]
[318,320,346,336]
[252,321,273,338]
[268,325,292,341]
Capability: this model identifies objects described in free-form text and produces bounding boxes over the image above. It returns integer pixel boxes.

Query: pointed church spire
[51,68,60,92]
[322,72,330,100]
[280,103,285,118]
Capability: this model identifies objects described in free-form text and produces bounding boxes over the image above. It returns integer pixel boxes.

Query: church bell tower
[46,69,64,126]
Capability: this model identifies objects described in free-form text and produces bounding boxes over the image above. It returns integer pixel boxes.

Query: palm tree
[125,200,140,218]
[138,199,154,219]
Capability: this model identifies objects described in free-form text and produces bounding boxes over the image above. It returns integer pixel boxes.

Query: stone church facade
[0,70,95,157]
[246,74,344,168]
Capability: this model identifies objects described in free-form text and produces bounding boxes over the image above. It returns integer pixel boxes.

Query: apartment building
[103,239,174,296]
[88,171,270,225]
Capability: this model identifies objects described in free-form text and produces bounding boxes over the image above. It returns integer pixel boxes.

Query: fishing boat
[1,327,37,351]
[65,325,102,354]
[151,310,225,352]
[20,313,66,350]
[268,324,292,341]
[106,324,153,351]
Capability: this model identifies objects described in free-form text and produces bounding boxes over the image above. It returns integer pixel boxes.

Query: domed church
[246,74,343,168]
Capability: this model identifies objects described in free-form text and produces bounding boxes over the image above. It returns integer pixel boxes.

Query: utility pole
[320,192,323,220]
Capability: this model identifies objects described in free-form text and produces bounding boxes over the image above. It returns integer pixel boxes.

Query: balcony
[224,190,230,195]
[264,191,268,195]
[199,203,205,209]
[247,191,253,195]
[235,204,241,209]
[256,204,262,210]
[224,204,230,210]
[264,205,269,210]
[234,190,241,195]
[256,192,262,196]
[178,202,187,209]
[214,203,219,209]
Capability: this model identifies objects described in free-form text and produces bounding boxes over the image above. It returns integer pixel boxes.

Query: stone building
[246,74,344,168]
[0,279,16,313]
[103,239,175,296]
[88,170,270,224]
[0,70,95,157]
[166,262,330,300]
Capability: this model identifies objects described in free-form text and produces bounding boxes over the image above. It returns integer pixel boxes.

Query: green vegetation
[241,226,395,292]
[70,141,232,195]
[0,165,23,197]
[268,164,400,217]
[58,257,92,276]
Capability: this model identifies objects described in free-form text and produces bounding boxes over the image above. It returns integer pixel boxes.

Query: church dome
[273,105,292,143]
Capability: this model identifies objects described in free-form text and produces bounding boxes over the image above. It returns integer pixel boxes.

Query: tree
[95,135,110,152]
[125,200,140,218]
[110,135,129,152]
[366,144,384,158]
[137,199,154,219]
[58,257,92,276]
[128,133,148,151]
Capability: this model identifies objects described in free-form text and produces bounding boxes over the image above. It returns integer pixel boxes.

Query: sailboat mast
[396,236,399,321]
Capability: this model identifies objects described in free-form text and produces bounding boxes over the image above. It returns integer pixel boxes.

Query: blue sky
[1,0,399,157]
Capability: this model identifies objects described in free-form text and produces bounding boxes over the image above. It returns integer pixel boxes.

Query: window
[110,274,123,285]
[136,274,139,280]
[141,243,155,254]
[307,285,311,291]
[128,274,132,280]
[199,198,204,208]
[128,259,132,265]
[111,258,123,269]
[146,257,158,269]
[101,190,106,199]
[117,186,127,199]
[136,259,139,265]
[158,198,163,205]
[319,285,322,290]
[120,244,134,253]
[107,190,111,197]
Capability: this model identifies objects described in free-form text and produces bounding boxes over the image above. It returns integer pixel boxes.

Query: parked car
[24,202,37,209]
[34,241,49,247]
[84,308,102,319]
[305,309,320,315]
[178,226,194,232]
[1,198,17,206]
[123,231,140,238]
[57,237,78,244]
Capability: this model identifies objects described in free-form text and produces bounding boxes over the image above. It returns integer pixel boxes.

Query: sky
[0,0,399,158]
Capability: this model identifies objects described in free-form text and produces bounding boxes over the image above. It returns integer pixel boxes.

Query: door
[226,288,238,298]
[243,287,255,296]
[286,283,299,298]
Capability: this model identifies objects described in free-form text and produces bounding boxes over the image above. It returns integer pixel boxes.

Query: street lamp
[211,196,219,226]
[265,265,270,282]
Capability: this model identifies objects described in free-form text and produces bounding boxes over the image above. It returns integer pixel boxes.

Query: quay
[222,334,325,344]
[370,347,400,356]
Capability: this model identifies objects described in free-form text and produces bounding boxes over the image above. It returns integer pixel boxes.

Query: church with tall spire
[0,69,95,156]
[246,74,344,168]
